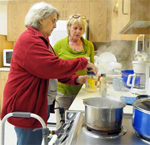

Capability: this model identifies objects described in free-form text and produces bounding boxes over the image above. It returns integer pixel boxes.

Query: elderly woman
[0,2,97,145]
[54,14,95,128]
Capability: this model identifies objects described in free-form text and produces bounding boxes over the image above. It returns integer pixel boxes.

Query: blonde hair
[67,14,87,35]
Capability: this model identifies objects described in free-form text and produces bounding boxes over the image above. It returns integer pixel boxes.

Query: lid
[87,71,95,75]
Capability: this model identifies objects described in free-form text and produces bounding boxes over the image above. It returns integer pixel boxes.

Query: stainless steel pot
[83,97,126,133]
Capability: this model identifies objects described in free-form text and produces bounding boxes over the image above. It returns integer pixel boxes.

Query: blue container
[121,70,140,89]
[121,70,134,88]
[132,99,150,140]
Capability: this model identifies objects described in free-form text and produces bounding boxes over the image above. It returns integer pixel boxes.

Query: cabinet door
[111,0,138,41]
[0,72,9,116]
[89,1,111,42]
[118,0,131,34]
[50,1,89,20]
[7,1,90,41]
[7,2,32,41]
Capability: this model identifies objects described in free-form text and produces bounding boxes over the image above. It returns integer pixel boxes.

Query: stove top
[82,124,127,139]
[62,111,150,145]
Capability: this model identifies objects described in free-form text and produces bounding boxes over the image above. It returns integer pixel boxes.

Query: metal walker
[0,112,51,145]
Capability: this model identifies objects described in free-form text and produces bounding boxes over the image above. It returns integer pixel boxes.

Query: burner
[134,130,150,144]
[82,124,127,139]
[86,126,122,135]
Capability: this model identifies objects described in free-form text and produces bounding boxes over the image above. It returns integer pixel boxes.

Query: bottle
[85,71,98,92]
[99,74,107,97]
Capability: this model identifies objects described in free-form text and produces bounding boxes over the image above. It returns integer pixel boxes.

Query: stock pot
[83,97,126,133]
[132,98,150,140]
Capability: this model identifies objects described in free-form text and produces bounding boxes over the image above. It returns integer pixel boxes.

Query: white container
[132,61,146,73]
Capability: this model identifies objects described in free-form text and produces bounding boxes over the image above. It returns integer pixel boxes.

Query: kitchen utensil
[99,52,117,63]
[132,98,150,140]
[127,61,150,94]
[135,35,145,56]
[121,70,135,88]
[113,78,124,91]
[65,111,148,145]
[134,35,149,61]
[83,97,126,132]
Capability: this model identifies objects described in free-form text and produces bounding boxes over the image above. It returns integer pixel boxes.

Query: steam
[95,40,135,70]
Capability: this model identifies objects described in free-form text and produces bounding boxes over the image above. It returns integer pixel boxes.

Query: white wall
[0,4,7,35]
[49,20,87,47]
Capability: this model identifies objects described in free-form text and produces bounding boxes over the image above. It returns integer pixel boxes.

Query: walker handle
[12,112,31,118]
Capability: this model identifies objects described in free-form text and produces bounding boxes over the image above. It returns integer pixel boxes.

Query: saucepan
[132,98,150,140]
[83,97,126,133]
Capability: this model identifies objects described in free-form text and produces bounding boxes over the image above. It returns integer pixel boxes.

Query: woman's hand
[84,62,98,74]
[75,76,87,84]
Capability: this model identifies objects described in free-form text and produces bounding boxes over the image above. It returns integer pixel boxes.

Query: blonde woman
[54,14,95,128]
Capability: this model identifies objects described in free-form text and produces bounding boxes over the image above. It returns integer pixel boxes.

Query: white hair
[25,2,59,30]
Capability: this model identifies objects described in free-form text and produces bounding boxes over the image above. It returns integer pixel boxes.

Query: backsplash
[94,39,150,70]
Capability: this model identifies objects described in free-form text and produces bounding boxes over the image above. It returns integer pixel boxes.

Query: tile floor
[0,113,56,145]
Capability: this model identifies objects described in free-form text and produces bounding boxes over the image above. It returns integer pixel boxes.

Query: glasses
[71,14,86,19]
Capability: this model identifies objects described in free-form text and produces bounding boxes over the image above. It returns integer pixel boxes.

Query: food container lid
[87,71,95,75]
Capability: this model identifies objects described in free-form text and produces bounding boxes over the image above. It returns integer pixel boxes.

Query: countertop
[69,84,136,114]
[0,67,10,71]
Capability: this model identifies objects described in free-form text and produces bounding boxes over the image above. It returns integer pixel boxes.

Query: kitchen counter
[0,67,10,71]
[69,84,136,114]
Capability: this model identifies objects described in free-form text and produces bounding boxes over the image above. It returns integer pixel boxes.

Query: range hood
[132,21,150,28]
[120,21,150,34]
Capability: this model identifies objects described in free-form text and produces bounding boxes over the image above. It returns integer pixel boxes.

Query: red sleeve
[24,43,88,79]
[58,74,79,86]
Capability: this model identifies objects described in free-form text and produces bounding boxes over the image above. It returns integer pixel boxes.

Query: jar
[85,71,98,92]
[99,74,107,97]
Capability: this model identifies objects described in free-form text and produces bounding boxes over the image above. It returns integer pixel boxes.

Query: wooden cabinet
[111,0,138,41]
[7,2,32,41]
[7,1,90,41]
[6,0,112,42]
[5,0,150,41]
[50,1,90,20]
[118,0,150,34]
[89,1,111,42]
[0,71,9,116]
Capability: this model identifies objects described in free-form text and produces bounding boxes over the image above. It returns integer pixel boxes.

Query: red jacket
[1,26,88,128]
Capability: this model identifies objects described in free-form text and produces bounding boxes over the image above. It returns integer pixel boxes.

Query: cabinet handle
[122,0,128,15]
